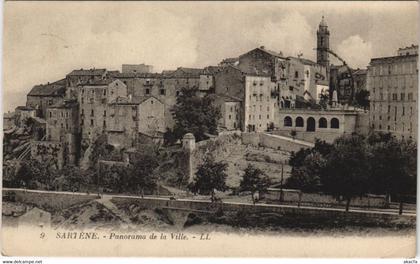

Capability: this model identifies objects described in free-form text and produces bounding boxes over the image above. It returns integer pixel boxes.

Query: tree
[321,134,371,211]
[369,136,417,214]
[286,152,325,193]
[188,156,228,201]
[355,89,370,110]
[239,164,271,204]
[128,152,159,195]
[172,87,221,142]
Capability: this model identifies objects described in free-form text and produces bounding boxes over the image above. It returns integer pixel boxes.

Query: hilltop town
[3,17,418,219]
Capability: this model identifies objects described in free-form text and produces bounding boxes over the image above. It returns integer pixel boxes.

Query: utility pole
[280,162,284,203]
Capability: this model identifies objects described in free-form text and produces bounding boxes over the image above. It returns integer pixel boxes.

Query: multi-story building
[214,65,277,132]
[368,45,418,139]
[112,67,203,129]
[122,64,153,74]
[106,96,165,148]
[26,79,67,118]
[78,79,127,143]
[15,106,36,127]
[45,99,80,165]
[213,94,241,131]
[66,68,108,87]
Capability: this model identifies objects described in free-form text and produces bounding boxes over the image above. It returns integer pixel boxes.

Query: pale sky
[3,1,419,112]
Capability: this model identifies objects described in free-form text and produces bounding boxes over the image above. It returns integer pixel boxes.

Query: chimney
[260,46,265,49]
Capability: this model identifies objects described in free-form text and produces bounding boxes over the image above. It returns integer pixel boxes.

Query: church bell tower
[317,16,330,68]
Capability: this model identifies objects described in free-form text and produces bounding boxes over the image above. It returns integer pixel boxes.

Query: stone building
[26,79,66,118]
[213,94,242,131]
[45,99,80,165]
[66,68,108,87]
[3,112,15,130]
[398,44,419,56]
[78,79,127,142]
[244,75,277,132]
[112,67,202,129]
[214,65,277,132]
[353,69,368,93]
[368,45,418,139]
[106,96,165,148]
[199,66,221,96]
[122,64,153,74]
[275,108,369,143]
[15,106,36,127]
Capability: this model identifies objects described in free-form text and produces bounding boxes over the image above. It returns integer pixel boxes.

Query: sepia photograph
[1,0,418,258]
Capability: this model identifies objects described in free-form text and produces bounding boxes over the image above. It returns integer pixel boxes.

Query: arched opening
[319,117,327,128]
[284,116,292,127]
[295,117,304,127]
[306,117,315,132]
[331,118,340,129]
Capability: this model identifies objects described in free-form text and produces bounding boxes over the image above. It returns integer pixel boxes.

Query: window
[259,115,261,120]
[61,123,64,128]
[91,109,94,117]
[145,88,150,95]
[104,110,106,117]
[103,89,106,96]
[176,91,180,96]
[230,106,233,112]
[319,118,327,128]
[267,114,269,119]
[49,111,52,118]
[331,118,339,129]
[103,120,106,127]
[295,117,304,127]
[403,107,405,116]
[160,89,165,95]
[229,115,231,120]
[401,93,405,101]
[408,93,413,100]
[388,105,391,113]
[392,93,398,100]
[295,71,299,78]
[66,123,69,130]
[151,100,153,104]
[284,116,292,127]
[90,119,94,126]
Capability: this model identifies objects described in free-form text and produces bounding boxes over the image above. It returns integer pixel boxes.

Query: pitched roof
[220,57,239,64]
[27,79,66,97]
[241,47,285,59]
[203,66,222,75]
[163,67,203,78]
[67,68,107,76]
[3,112,15,119]
[214,94,242,103]
[370,54,418,64]
[113,72,161,78]
[352,69,367,75]
[15,106,35,111]
[288,57,317,66]
[48,99,78,109]
[109,95,162,105]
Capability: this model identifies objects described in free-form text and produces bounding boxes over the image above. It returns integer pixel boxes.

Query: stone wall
[3,189,99,212]
[111,196,415,228]
[242,132,311,152]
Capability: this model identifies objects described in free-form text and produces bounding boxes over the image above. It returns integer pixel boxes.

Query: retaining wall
[2,189,99,212]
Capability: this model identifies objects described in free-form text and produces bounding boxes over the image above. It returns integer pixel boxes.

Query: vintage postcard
[1,1,418,258]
